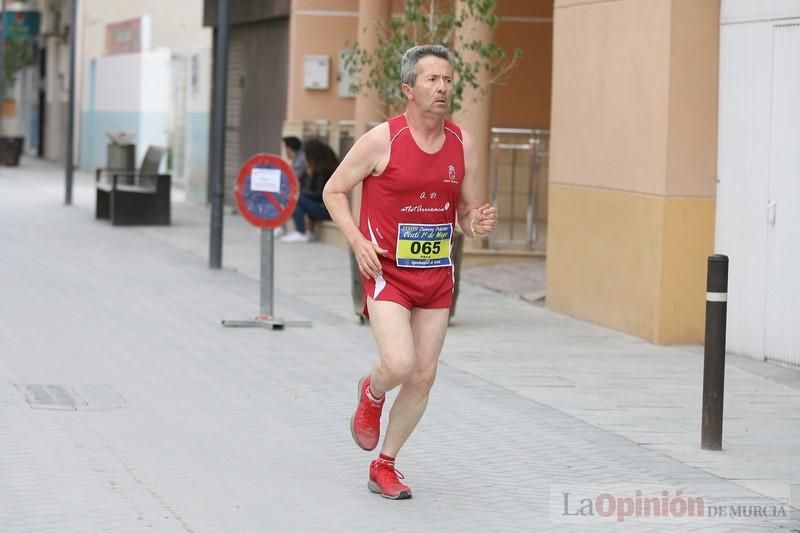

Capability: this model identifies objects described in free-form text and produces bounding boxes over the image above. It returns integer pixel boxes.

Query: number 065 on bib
[395,223,453,268]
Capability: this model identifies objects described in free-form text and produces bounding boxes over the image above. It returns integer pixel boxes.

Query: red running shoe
[368,459,412,499]
[350,375,384,451]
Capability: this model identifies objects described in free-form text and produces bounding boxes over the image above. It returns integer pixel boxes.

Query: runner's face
[407,56,453,115]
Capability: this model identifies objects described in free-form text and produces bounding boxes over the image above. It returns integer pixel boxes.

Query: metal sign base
[221,229,311,331]
[222,317,311,330]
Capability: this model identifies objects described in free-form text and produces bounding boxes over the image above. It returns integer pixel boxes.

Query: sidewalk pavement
[2,158,799,532]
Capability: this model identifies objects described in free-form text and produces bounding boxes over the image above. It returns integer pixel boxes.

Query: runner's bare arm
[323,123,391,278]
[457,130,497,238]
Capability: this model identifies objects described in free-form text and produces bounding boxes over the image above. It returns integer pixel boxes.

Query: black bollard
[701,254,729,450]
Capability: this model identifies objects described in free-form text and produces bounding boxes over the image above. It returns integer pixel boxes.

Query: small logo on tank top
[444,164,458,184]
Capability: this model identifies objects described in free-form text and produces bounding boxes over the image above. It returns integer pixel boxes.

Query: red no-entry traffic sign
[235,154,299,229]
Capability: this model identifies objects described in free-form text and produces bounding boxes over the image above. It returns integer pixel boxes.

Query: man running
[322,44,497,500]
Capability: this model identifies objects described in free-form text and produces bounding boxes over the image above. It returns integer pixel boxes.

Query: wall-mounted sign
[338,50,356,98]
[304,54,330,90]
[3,11,41,39]
[105,16,151,56]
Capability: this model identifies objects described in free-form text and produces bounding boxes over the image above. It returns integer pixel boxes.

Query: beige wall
[547,0,719,344]
[550,0,671,195]
[294,0,358,11]
[492,1,553,128]
[665,0,719,197]
[286,0,358,122]
[285,0,553,130]
[80,0,210,59]
[548,186,715,343]
[284,0,553,252]
[659,197,716,343]
[547,186,665,340]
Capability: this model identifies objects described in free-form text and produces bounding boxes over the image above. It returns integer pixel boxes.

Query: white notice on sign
[250,168,281,193]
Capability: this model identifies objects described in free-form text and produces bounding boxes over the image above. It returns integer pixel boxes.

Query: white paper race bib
[395,223,453,268]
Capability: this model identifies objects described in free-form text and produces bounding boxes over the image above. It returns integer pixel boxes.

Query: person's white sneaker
[273,226,285,238]
[280,231,310,243]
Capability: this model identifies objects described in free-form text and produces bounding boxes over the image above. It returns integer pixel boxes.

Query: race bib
[396,223,453,268]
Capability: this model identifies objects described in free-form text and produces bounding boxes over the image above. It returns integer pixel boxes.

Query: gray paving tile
[0,160,798,531]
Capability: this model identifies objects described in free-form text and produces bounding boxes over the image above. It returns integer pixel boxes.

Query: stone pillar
[354,0,391,136]
[453,0,492,248]
[351,0,391,218]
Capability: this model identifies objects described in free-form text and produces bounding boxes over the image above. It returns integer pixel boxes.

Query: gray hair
[400,44,453,87]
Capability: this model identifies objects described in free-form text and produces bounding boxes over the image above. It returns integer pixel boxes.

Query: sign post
[222,154,311,330]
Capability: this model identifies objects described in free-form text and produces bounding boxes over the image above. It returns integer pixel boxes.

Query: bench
[95,146,171,226]
[313,220,348,247]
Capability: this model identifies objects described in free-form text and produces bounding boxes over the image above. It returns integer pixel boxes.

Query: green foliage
[344,0,521,116]
[3,0,37,89]
[3,32,35,90]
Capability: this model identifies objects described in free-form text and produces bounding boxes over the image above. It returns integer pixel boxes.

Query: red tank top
[359,114,465,275]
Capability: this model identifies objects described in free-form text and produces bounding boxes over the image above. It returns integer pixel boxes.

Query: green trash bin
[106,143,135,183]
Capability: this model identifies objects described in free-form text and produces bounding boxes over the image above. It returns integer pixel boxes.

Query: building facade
[202,0,797,365]
[13,0,210,202]
[203,0,291,206]
[714,0,800,367]
[76,0,211,197]
[202,0,553,225]
[545,0,800,368]
[547,0,720,345]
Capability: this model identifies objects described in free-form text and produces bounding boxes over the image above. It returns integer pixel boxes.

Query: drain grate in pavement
[15,384,129,411]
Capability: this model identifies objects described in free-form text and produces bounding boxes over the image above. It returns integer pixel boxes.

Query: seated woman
[280,138,340,243]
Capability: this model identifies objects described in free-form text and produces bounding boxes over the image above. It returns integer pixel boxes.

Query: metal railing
[297,122,551,251]
[489,127,550,250]
[300,120,356,157]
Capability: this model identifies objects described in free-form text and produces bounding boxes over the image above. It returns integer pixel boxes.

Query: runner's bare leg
[366,298,416,396]
[380,307,449,457]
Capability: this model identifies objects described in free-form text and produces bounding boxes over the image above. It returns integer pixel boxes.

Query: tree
[3,32,36,90]
[344,0,521,117]
[2,1,37,91]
